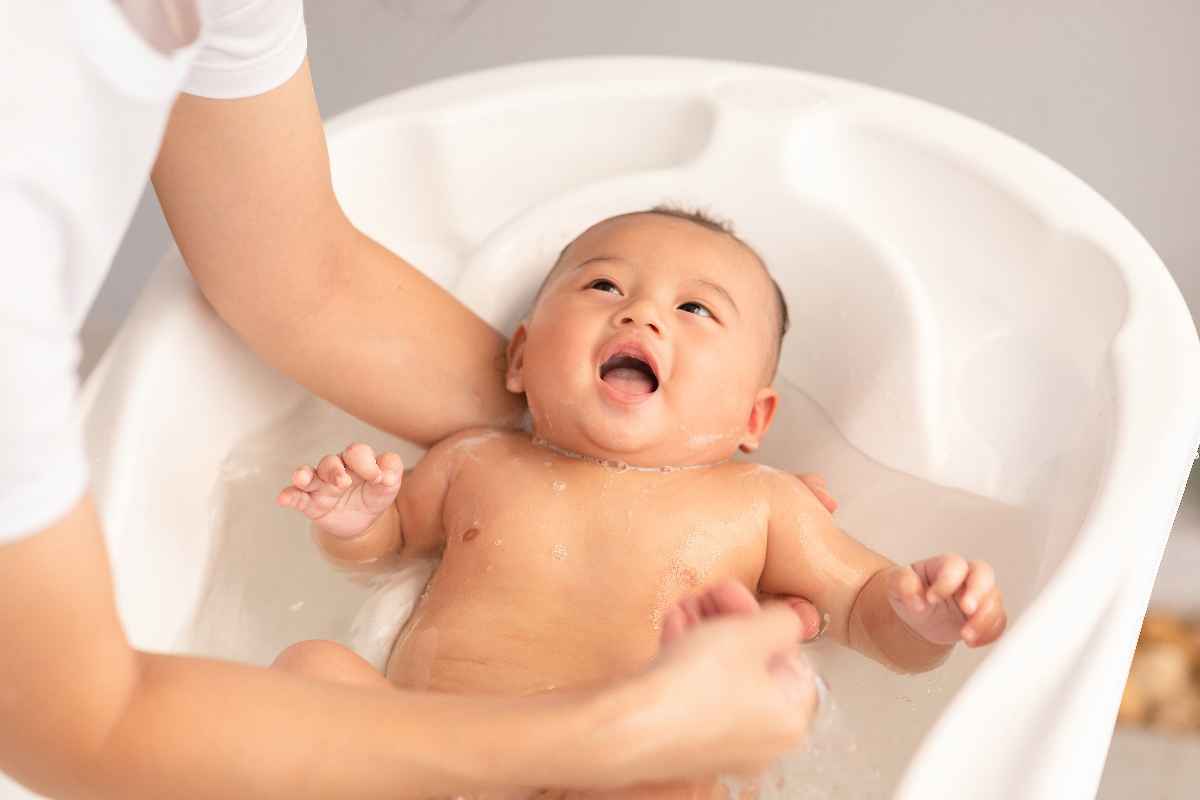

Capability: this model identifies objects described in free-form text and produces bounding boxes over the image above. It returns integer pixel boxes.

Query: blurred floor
[1098,471,1200,798]
[1100,728,1200,799]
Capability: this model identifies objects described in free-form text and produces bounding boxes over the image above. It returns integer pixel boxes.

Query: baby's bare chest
[437,461,771,601]
[387,456,777,690]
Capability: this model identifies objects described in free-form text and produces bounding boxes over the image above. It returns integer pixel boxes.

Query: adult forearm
[0,498,629,799]
[306,230,524,444]
[847,567,951,674]
[89,650,628,800]
[152,64,524,447]
[190,225,522,446]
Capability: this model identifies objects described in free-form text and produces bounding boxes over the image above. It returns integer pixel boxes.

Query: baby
[273,208,1008,798]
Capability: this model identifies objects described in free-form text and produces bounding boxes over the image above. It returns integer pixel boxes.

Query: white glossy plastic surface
[12,58,1197,799]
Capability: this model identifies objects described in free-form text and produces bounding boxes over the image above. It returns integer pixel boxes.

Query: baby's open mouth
[600,354,659,395]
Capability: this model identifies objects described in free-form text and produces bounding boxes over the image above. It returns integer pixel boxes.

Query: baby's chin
[534,417,740,469]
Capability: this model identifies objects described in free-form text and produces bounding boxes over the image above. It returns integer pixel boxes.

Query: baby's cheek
[526,327,587,384]
[700,353,761,411]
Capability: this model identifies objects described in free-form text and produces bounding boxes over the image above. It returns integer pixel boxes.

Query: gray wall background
[85,0,1199,369]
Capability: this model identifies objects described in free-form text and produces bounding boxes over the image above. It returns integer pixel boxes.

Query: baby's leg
[561,780,730,800]
[271,639,393,689]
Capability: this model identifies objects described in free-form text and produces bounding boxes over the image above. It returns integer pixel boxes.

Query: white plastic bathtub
[24,58,1200,798]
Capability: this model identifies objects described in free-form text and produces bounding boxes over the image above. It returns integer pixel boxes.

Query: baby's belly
[384,565,687,694]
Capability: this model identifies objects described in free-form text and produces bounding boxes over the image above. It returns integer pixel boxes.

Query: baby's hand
[886,555,1007,647]
[276,443,403,539]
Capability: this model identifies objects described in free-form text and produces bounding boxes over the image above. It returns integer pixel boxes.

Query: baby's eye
[678,301,713,318]
[588,279,622,295]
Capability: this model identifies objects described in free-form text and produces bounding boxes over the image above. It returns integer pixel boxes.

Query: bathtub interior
[78,63,1158,799]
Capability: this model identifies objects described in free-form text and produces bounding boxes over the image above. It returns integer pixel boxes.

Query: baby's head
[505,207,789,467]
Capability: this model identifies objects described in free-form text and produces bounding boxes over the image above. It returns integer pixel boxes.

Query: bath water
[185,380,1034,796]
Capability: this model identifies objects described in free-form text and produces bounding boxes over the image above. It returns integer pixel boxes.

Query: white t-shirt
[0,0,306,542]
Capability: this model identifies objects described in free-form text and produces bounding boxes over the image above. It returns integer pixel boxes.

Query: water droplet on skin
[551,480,566,493]
[552,543,568,560]
[493,538,503,546]
[650,608,664,630]
[288,601,304,612]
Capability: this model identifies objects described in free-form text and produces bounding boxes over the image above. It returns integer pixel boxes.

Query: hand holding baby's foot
[886,555,1007,647]
[276,443,403,539]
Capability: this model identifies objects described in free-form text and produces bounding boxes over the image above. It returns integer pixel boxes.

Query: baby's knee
[272,639,385,687]
[273,639,344,672]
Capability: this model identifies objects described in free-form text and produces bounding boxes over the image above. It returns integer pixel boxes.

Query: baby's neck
[528,435,730,474]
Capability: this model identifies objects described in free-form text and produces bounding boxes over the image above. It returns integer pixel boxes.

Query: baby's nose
[617,300,663,334]
[620,314,661,334]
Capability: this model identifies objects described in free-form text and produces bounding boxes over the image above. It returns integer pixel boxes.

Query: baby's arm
[756,472,1004,673]
[277,431,477,569]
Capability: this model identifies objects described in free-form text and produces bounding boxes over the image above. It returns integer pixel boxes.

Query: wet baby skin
[274,212,1009,799]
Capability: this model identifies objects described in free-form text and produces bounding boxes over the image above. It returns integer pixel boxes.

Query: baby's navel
[462,528,480,543]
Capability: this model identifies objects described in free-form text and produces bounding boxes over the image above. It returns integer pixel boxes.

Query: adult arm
[151,60,525,447]
[0,497,813,798]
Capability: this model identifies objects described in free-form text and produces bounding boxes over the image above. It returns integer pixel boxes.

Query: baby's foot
[276,443,403,539]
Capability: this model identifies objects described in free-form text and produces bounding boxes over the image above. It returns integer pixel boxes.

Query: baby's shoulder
[432,426,525,461]
[707,460,785,499]
[714,461,822,511]
[715,459,787,486]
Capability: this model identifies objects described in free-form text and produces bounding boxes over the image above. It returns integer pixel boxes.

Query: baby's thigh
[560,780,729,800]
[271,639,392,689]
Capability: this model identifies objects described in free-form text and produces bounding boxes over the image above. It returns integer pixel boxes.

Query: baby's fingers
[276,486,328,519]
[290,465,319,492]
[375,451,404,486]
[961,590,1007,646]
[341,443,381,483]
[287,465,339,500]
[923,554,968,604]
[887,566,927,614]
[277,486,309,510]
[316,454,352,491]
[954,561,995,616]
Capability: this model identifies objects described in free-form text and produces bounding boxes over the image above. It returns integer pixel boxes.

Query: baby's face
[506,213,780,467]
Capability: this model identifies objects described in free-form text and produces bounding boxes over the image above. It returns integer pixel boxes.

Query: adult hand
[615,581,818,783]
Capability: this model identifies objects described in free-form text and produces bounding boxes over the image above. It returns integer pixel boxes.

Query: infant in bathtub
[273,208,1008,798]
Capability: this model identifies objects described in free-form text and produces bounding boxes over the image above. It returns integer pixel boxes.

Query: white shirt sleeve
[0,188,91,540]
[0,0,306,544]
[183,0,308,99]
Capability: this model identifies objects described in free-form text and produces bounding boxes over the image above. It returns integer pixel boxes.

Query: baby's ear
[739,387,779,453]
[505,323,529,395]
